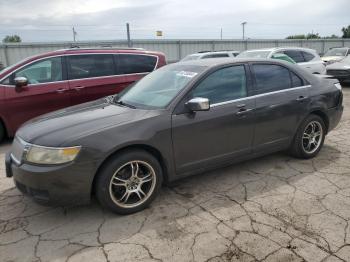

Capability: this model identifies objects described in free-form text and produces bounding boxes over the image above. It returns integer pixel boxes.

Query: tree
[306,33,320,39]
[2,35,21,43]
[286,33,321,40]
[342,25,350,38]
[323,34,339,39]
[286,34,306,39]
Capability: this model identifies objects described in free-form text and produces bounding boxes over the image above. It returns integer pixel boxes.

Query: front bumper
[5,153,97,206]
[326,70,350,82]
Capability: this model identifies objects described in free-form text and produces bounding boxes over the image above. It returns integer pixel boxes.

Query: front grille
[11,137,25,164]
[327,70,350,76]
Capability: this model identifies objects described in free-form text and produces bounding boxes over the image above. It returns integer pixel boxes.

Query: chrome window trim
[210,85,310,108]
[0,52,159,85]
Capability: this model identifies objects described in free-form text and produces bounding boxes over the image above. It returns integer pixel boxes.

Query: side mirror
[185,97,210,112]
[14,76,28,91]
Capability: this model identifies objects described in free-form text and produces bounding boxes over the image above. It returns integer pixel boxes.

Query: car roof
[243,47,316,53]
[177,57,287,67]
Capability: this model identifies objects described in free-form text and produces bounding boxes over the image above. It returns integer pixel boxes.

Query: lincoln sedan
[5,58,343,214]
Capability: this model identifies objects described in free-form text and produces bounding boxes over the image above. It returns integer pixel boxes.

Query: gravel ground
[0,87,350,262]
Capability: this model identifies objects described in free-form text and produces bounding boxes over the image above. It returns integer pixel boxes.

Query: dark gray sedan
[5,58,343,214]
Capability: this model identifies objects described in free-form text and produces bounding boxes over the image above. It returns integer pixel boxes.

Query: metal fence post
[4,45,9,67]
[178,40,182,61]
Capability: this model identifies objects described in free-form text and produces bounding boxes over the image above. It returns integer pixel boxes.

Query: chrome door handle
[56,88,67,93]
[296,96,308,102]
[74,86,85,91]
[236,108,253,116]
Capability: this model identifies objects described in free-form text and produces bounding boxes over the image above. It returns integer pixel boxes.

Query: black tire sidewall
[95,149,163,215]
[293,115,326,159]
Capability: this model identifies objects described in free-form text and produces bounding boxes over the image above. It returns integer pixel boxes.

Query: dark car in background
[6,58,343,214]
[0,48,166,142]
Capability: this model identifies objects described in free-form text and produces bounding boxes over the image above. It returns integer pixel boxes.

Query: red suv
[0,48,166,142]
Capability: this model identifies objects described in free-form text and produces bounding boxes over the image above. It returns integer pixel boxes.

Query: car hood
[16,97,160,146]
[322,56,344,62]
[326,60,350,70]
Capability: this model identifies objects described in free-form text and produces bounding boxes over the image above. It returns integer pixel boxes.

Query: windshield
[237,50,271,59]
[181,55,201,62]
[115,64,206,109]
[324,48,347,57]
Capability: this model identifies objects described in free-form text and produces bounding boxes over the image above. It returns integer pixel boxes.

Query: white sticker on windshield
[176,71,198,78]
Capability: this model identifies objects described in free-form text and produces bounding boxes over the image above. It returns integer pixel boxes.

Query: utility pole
[126,23,131,47]
[72,26,77,42]
[241,22,247,40]
[220,28,223,40]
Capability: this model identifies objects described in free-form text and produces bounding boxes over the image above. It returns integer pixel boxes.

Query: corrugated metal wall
[1,39,350,67]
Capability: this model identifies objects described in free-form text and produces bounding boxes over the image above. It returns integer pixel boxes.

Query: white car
[181,50,240,61]
[322,47,350,65]
[237,47,326,74]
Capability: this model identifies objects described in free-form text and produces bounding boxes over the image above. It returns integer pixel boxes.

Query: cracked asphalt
[1,87,350,262]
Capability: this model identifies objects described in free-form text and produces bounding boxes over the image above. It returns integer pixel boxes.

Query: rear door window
[252,64,291,94]
[283,50,305,63]
[117,54,157,74]
[67,54,115,80]
[301,51,315,62]
[290,71,304,87]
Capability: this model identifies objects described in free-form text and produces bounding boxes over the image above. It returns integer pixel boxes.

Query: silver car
[326,55,350,83]
[181,50,239,61]
[237,47,326,75]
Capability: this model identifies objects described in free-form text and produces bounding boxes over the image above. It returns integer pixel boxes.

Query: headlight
[24,145,81,165]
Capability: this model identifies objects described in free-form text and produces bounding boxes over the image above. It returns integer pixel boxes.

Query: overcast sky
[0,0,348,42]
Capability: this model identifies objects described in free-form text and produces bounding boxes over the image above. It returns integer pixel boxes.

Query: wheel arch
[309,109,329,133]
[91,144,169,195]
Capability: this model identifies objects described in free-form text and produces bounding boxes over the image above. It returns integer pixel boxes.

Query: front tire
[289,115,326,159]
[95,150,163,215]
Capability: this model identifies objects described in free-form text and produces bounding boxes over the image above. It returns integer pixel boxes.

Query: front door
[172,65,255,174]
[3,56,70,133]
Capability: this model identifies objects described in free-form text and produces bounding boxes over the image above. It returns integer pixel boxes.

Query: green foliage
[286,33,321,39]
[342,25,350,38]
[2,35,21,43]
[286,34,306,39]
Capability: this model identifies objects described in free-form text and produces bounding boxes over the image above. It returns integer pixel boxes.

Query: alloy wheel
[302,121,323,154]
[109,160,156,208]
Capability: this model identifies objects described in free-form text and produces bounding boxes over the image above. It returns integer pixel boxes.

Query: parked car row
[183,47,350,83]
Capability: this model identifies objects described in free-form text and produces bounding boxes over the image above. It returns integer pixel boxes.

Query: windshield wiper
[114,100,136,109]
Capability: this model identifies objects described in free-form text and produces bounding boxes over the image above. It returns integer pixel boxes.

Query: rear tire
[95,149,163,215]
[289,115,326,159]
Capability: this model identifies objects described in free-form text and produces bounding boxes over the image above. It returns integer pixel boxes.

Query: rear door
[2,56,70,132]
[67,54,124,105]
[172,65,255,174]
[250,63,309,152]
[116,53,159,90]
[300,51,325,74]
